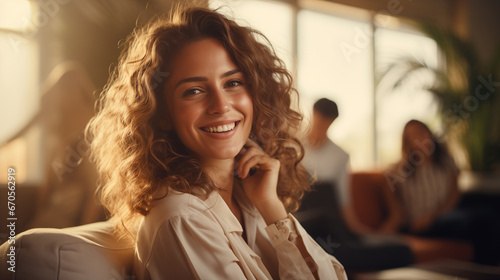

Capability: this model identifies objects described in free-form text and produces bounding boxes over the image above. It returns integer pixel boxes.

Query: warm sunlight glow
[0,0,32,30]
[210,0,294,71]
[376,28,440,165]
[0,138,27,184]
[0,34,39,144]
[298,10,373,170]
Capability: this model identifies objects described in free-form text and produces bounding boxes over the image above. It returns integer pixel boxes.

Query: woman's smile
[199,120,241,140]
[200,120,238,133]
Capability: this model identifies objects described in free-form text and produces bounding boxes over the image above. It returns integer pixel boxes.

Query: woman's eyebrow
[174,69,241,89]
[221,69,241,78]
[175,76,207,89]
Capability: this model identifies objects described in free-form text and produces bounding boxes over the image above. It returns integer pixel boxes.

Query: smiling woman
[163,39,253,162]
[85,5,346,280]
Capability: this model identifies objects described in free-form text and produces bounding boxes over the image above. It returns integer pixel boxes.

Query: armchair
[0,221,134,280]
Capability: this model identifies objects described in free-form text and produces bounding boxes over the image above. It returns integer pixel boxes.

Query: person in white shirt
[86,6,346,279]
[303,98,369,234]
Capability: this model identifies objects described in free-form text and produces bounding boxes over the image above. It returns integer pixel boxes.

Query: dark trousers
[311,231,414,270]
[420,194,500,265]
[299,182,414,270]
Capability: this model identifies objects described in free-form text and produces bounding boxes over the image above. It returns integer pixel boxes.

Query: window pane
[298,10,373,170]
[210,0,294,71]
[375,28,439,166]
[0,34,39,143]
[0,0,32,30]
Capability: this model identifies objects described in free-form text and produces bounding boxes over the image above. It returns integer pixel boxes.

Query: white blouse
[134,184,346,279]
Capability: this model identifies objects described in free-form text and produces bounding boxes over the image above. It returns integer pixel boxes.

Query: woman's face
[163,38,253,163]
[405,122,433,155]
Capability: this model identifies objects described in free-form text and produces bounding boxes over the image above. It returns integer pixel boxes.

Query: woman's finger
[240,154,264,178]
[240,154,278,178]
[237,146,264,175]
[244,138,262,150]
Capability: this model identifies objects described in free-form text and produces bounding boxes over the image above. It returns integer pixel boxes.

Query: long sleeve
[265,214,347,280]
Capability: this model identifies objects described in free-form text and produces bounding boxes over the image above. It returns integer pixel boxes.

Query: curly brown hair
[85,6,310,237]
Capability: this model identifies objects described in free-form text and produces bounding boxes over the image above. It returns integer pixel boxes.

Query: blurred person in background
[388,119,461,234]
[386,119,500,264]
[302,98,370,234]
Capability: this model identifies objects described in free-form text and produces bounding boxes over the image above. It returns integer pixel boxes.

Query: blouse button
[280,228,286,234]
[273,235,279,241]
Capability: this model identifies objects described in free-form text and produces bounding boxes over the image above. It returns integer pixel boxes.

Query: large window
[297,10,374,170]
[211,0,440,170]
[375,27,439,165]
[0,0,41,183]
[0,0,39,142]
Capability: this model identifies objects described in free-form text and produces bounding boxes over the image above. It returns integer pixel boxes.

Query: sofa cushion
[402,235,473,263]
[350,172,389,229]
[0,221,134,280]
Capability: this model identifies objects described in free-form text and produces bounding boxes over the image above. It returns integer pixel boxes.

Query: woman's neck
[202,158,244,226]
[202,158,236,207]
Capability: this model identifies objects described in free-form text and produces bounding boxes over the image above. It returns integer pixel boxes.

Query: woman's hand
[236,139,287,225]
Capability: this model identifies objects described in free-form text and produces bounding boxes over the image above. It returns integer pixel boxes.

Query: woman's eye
[183,88,202,97]
[226,80,243,88]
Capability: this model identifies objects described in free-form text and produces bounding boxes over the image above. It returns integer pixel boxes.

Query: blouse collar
[204,182,259,235]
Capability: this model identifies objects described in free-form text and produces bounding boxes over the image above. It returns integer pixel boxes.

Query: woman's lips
[199,121,240,139]
[201,121,237,133]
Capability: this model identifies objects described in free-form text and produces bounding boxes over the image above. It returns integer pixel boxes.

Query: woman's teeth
[202,122,236,133]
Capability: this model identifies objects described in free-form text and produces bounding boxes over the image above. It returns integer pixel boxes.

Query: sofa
[350,171,474,263]
[0,221,134,280]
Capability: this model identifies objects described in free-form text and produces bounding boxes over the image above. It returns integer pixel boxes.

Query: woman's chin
[198,148,241,162]
[215,151,241,160]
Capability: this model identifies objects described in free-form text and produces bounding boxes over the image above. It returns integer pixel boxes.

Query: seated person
[86,7,347,279]
[385,119,500,264]
[385,119,460,234]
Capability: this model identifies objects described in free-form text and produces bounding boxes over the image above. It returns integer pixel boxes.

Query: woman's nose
[207,87,231,115]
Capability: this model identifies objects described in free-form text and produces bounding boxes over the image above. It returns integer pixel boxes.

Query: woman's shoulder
[145,190,213,223]
[136,191,220,244]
